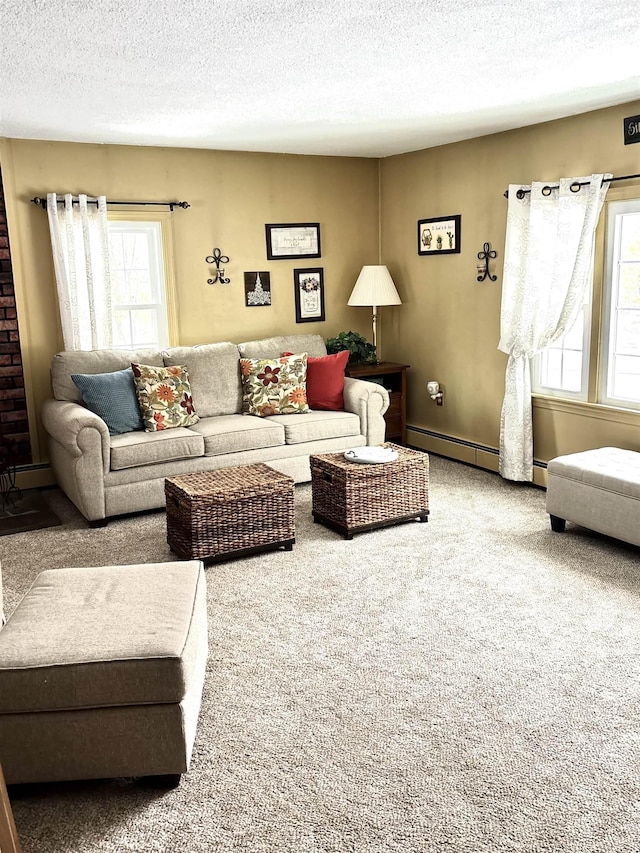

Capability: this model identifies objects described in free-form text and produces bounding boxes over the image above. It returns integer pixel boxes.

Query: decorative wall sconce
[476,242,497,282]
[206,248,231,285]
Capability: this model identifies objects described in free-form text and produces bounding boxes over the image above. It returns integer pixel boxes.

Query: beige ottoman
[546,447,640,547]
[0,561,208,787]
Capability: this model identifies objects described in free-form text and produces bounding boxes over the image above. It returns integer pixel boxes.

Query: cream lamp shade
[348,265,402,351]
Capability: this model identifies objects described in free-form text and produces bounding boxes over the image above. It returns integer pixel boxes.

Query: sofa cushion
[188,414,285,457]
[131,363,199,431]
[51,348,164,404]
[163,342,242,417]
[71,367,144,435]
[268,410,361,444]
[240,353,309,416]
[238,334,327,360]
[110,428,205,470]
[0,561,206,714]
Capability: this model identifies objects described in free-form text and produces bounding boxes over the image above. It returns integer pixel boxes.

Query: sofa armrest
[343,377,389,445]
[41,399,110,474]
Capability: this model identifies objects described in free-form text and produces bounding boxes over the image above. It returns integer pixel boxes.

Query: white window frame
[107,211,178,350]
[598,198,640,411]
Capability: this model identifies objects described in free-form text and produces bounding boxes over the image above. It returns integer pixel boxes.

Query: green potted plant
[326,331,377,365]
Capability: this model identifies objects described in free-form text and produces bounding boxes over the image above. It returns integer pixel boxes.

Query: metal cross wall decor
[476,242,497,282]
[206,248,231,285]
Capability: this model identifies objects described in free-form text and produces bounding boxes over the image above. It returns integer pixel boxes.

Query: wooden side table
[345,361,410,445]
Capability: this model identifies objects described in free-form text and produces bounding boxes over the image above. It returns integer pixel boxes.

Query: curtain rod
[503,172,640,199]
[31,196,190,210]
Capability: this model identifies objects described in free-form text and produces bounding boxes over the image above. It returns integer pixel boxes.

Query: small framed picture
[244,271,271,307]
[266,222,321,260]
[418,215,461,255]
[293,267,325,323]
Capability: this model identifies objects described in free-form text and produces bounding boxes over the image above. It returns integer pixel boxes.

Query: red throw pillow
[282,350,349,410]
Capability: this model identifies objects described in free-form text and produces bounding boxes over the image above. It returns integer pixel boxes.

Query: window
[107,218,175,350]
[532,304,590,400]
[533,193,640,411]
[600,199,640,408]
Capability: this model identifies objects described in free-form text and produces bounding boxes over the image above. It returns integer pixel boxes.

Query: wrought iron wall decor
[476,242,497,282]
[206,248,231,285]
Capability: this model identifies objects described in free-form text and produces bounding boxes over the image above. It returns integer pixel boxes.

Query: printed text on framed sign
[266,223,321,260]
[418,215,461,256]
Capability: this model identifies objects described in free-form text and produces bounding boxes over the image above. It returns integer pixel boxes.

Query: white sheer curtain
[47,193,112,350]
[498,174,610,481]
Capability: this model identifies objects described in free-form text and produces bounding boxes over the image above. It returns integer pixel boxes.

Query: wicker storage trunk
[310,443,429,539]
[165,464,295,561]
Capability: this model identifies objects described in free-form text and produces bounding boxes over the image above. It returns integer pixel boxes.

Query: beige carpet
[2,454,640,853]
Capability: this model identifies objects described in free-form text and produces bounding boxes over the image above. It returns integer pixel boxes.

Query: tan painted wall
[3,98,640,486]
[379,99,640,469]
[0,139,378,476]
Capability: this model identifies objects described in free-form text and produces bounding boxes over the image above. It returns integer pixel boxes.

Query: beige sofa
[41,333,389,524]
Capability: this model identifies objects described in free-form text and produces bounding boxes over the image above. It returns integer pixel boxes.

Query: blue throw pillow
[71,368,144,435]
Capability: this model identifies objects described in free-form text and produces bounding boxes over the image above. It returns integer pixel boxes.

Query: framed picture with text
[418,215,461,255]
[266,222,321,260]
[293,267,325,323]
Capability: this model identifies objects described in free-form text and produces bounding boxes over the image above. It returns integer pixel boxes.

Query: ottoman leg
[550,514,566,533]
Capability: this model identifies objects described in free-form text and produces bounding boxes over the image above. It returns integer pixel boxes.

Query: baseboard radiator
[407,426,548,487]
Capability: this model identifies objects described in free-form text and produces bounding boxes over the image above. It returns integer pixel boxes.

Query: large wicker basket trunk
[310,443,429,539]
[165,464,295,561]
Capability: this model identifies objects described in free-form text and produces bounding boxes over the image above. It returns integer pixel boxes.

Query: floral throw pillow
[131,362,199,432]
[240,353,309,417]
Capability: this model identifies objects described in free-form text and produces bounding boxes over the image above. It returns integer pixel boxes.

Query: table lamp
[347,265,402,351]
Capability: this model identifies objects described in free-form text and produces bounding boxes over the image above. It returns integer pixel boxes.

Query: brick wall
[0,166,31,465]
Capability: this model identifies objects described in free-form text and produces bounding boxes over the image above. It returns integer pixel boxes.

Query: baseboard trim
[13,463,55,490]
[407,426,547,487]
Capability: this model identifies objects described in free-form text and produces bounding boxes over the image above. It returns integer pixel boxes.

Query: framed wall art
[244,271,271,307]
[418,215,461,256]
[266,222,321,260]
[294,267,325,323]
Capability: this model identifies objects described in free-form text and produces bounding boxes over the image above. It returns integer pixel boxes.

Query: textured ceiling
[0,0,639,158]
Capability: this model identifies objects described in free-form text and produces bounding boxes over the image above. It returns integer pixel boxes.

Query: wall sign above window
[623,114,640,145]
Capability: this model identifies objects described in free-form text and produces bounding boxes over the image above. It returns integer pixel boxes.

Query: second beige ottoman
[546,446,640,546]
